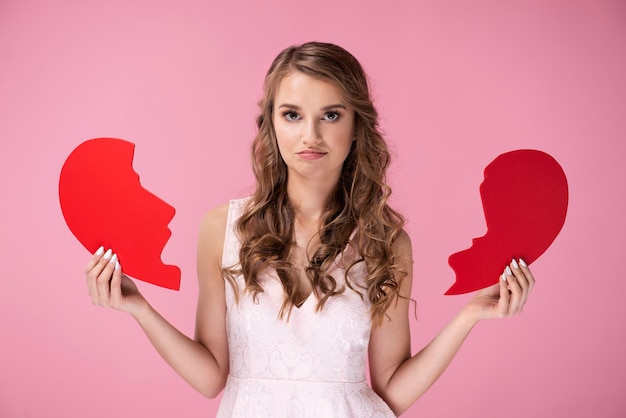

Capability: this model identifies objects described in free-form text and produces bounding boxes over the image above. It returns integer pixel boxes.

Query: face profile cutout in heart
[446,149,568,295]
[59,138,181,290]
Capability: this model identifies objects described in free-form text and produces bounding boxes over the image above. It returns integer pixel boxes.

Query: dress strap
[221,197,249,268]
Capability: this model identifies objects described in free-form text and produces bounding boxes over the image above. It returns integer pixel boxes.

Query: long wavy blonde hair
[223,42,406,325]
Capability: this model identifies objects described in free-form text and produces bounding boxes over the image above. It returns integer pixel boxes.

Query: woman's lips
[297,150,326,160]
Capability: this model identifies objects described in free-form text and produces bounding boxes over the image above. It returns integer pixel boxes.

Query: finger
[96,250,117,306]
[110,259,123,308]
[504,265,522,315]
[86,246,106,301]
[85,246,105,275]
[510,259,530,307]
[90,248,112,304]
[496,271,510,318]
[518,258,535,293]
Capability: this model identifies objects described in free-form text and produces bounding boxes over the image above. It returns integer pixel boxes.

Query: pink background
[1,1,625,417]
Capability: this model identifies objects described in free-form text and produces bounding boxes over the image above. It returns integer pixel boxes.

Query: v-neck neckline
[282,229,359,311]
[294,291,314,310]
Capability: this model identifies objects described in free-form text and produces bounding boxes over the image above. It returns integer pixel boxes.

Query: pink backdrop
[1,1,625,417]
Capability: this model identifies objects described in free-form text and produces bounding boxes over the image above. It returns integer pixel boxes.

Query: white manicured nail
[519,258,527,267]
[103,249,112,260]
[501,273,507,282]
[95,246,104,256]
[115,261,120,271]
[512,259,519,269]
[506,266,512,276]
[110,253,118,264]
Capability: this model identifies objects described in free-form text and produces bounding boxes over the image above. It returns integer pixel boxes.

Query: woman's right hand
[85,246,149,318]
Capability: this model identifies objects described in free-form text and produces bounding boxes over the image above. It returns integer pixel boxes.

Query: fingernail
[506,266,512,276]
[501,273,507,282]
[110,253,118,264]
[103,249,112,260]
[519,258,527,267]
[95,246,104,256]
[115,261,120,271]
[512,259,519,269]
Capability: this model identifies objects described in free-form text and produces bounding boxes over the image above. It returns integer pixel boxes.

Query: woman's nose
[301,120,322,145]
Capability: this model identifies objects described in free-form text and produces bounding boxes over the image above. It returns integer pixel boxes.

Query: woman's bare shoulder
[202,202,230,229]
[197,202,231,270]
[202,197,250,230]
[393,228,413,257]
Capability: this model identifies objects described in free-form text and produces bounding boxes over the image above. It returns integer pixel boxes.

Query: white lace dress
[217,198,396,418]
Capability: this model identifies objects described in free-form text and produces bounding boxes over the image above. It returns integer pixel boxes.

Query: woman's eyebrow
[322,104,347,111]
[277,103,300,110]
[277,103,347,110]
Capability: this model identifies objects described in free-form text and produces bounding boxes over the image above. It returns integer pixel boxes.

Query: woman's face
[272,71,355,184]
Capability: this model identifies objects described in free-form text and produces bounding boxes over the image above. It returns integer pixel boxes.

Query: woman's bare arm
[85,203,230,398]
[368,231,534,415]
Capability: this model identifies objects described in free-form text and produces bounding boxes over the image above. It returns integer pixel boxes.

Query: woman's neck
[286,175,337,224]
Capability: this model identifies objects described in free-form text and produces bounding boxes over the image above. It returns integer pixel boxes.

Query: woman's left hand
[464,258,535,321]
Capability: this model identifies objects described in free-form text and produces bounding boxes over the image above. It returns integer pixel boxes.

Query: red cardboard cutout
[59,138,181,290]
[446,149,568,295]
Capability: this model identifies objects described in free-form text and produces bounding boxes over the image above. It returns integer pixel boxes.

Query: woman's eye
[284,111,300,121]
[324,111,340,121]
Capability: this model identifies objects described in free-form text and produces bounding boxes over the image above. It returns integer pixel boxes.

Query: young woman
[85,42,534,417]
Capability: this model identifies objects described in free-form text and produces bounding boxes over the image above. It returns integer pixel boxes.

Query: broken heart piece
[59,138,181,290]
[446,149,568,295]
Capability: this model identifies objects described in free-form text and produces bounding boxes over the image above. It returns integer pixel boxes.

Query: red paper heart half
[59,138,181,290]
[446,149,568,295]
